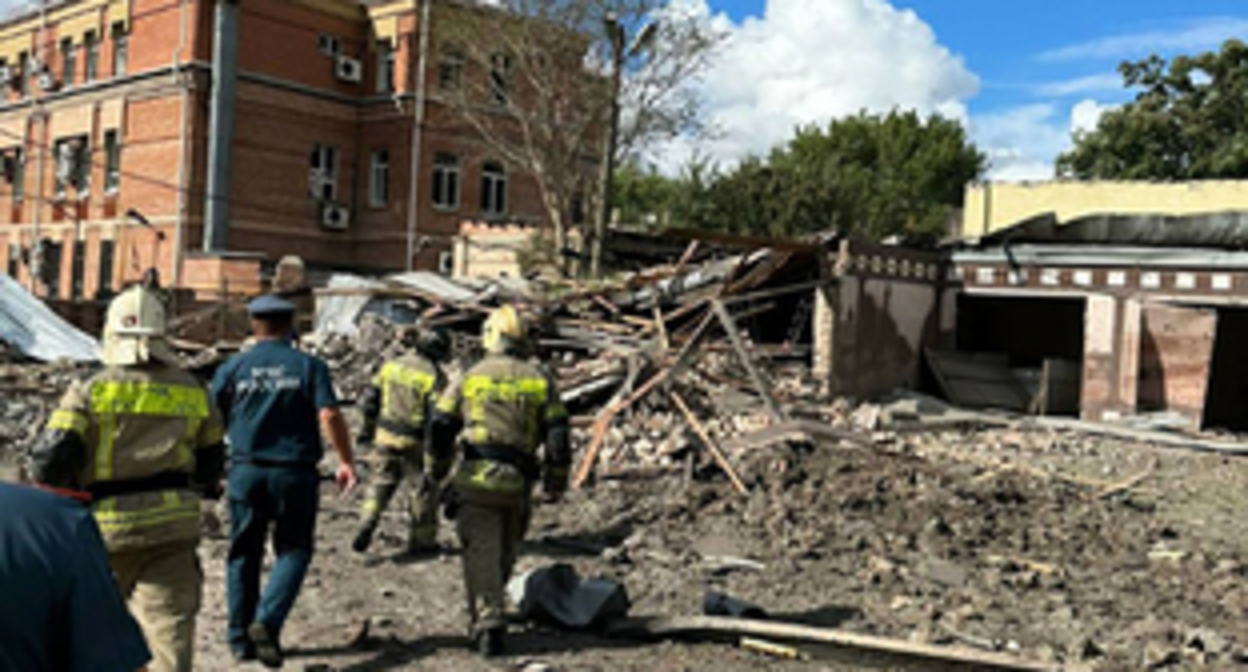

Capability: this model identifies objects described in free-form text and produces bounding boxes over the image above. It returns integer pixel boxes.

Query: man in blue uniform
[211,295,358,668]
[0,478,152,672]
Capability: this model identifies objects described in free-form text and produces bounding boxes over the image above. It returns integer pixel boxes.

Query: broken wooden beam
[711,299,785,423]
[669,391,749,495]
[607,615,1055,672]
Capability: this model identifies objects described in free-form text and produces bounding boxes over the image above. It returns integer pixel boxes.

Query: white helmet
[101,285,176,366]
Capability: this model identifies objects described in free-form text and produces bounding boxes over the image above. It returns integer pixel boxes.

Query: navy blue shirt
[211,340,339,466]
[0,483,151,672]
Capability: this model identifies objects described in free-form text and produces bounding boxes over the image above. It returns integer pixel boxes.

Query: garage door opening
[1204,308,1248,431]
[925,295,1085,415]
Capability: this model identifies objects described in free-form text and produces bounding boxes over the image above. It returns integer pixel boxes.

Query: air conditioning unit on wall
[320,203,350,230]
[335,56,362,83]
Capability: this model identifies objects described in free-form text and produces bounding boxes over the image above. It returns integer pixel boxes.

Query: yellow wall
[962,180,1248,238]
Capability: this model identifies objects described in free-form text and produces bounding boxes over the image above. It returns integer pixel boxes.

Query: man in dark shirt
[0,479,152,672]
[211,295,358,668]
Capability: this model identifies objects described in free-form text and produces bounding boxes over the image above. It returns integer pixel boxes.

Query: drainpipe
[170,0,190,289]
[29,0,48,293]
[404,0,431,272]
[203,0,238,252]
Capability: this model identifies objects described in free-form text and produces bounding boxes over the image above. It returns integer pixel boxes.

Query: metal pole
[29,0,48,294]
[404,0,432,272]
[592,23,624,280]
[204,0,239,252]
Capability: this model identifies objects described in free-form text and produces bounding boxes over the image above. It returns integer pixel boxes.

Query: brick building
[0,0,554,300]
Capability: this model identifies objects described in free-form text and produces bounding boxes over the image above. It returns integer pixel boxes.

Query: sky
[651,0,1248,181]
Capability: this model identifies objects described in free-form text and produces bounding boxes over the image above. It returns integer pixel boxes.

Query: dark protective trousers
[359,447,439,547]
[226,463,319,654]
[455,498,531,633]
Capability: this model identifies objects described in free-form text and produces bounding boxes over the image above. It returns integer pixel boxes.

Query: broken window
[97,239,115,298]
[309,144,338,201]
[438,47,464,92]
[71,240,84,300]
[103,130,120,194]
[5,148,24,201]
[53,137,88,199]
[480,161,507,217]
[432,152,459,210]
[489,53,511,105]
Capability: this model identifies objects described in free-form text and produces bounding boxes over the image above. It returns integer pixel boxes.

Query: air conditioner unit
[335,55,362,83]
[320,203,350,230]
[37,69,58,92]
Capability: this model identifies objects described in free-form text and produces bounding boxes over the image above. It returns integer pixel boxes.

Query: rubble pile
[0,357,91,471]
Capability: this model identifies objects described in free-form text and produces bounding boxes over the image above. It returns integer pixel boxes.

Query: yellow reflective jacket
[433,354,567,501]
[45,364,224,552]
[372,354,444,450]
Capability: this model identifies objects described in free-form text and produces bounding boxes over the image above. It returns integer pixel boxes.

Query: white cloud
[1034,73,1123,98]
[1039,16,1248,62]
[1071,98,1112,135]
[649,0,979,170]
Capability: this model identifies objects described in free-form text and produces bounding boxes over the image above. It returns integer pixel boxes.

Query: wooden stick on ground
[669,391,749,495]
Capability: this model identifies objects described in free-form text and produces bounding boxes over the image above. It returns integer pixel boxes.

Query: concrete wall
[963,180,1248,238]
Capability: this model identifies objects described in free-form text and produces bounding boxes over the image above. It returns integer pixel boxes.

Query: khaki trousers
[360,447,439,547]
[109,539,203,672]
[455,499,530,632]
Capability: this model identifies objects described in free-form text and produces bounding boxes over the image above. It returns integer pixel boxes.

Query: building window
[54,137,88,199]
[369,149,389,207]
[17,52,29,97]
[112,23,128,77]
[7,148,25,201]
[438,47,464,92]
[376,41,394,93]
[103,130,120,194]
[71,240,84,300]
[318,34,340,56]
[42,240,62,297]
[6,241,18,278]
[97,239,115,298]
[84,31,98,82]
[61,38,75,87]
[489,53,511,105]
[309,144,337,201]
[432,152,460,210]
[480,161,507,217]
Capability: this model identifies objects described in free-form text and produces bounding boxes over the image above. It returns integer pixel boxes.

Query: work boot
[352,519,379,554]
[247,622,284,669]
[475,627,505,657]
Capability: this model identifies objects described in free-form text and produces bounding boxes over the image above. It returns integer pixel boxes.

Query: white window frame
[431,152,460,211]
[61,38,75,88]
[309,144,338,202]
[375,41,394,93]
[111,23,128,77]
[489,53,511,105]
[480,161,507,217]
[53,136,88,200]
[83,31,98,82]
[318,34,340,57]
[438,47,464,92]
[369,149,389,207]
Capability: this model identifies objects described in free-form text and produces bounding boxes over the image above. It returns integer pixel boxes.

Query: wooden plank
[669,391,749,495]
[572,367,673,489]
[720,278,830,306]
[712,299,785,422]
[607,616,1055,672]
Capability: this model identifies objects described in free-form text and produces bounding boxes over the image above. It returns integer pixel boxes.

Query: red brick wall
[1138,303,1217,426]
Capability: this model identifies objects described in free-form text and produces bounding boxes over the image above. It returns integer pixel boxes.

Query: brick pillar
[1081,294,1118,422]
[1116,298,1142,416]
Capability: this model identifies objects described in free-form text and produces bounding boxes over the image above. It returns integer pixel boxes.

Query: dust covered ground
[185,426,1248,671]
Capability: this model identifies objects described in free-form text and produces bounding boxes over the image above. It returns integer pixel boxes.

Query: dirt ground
[186,425,1248,671]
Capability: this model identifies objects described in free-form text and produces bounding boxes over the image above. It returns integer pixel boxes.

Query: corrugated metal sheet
[388,272,481,303]
[0,274,100,362]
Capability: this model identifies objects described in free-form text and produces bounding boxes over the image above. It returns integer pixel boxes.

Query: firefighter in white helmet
[429,305,570,656]
[30,280,226,672]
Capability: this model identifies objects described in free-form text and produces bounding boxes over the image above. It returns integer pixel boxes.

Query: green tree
[1058,39,1248,179]
[686,110,984,240]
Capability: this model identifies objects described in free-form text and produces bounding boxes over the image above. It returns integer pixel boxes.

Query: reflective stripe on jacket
[374,355,443,450]
[49,365,224,551]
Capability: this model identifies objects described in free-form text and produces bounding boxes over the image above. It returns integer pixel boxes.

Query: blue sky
[663,0,1248,180]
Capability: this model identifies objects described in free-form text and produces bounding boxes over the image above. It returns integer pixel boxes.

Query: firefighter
[352,325,452,555]
[429,305,570,657]
[29,282,226,672]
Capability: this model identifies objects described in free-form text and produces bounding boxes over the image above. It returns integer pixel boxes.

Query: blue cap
[247,294,297,316]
